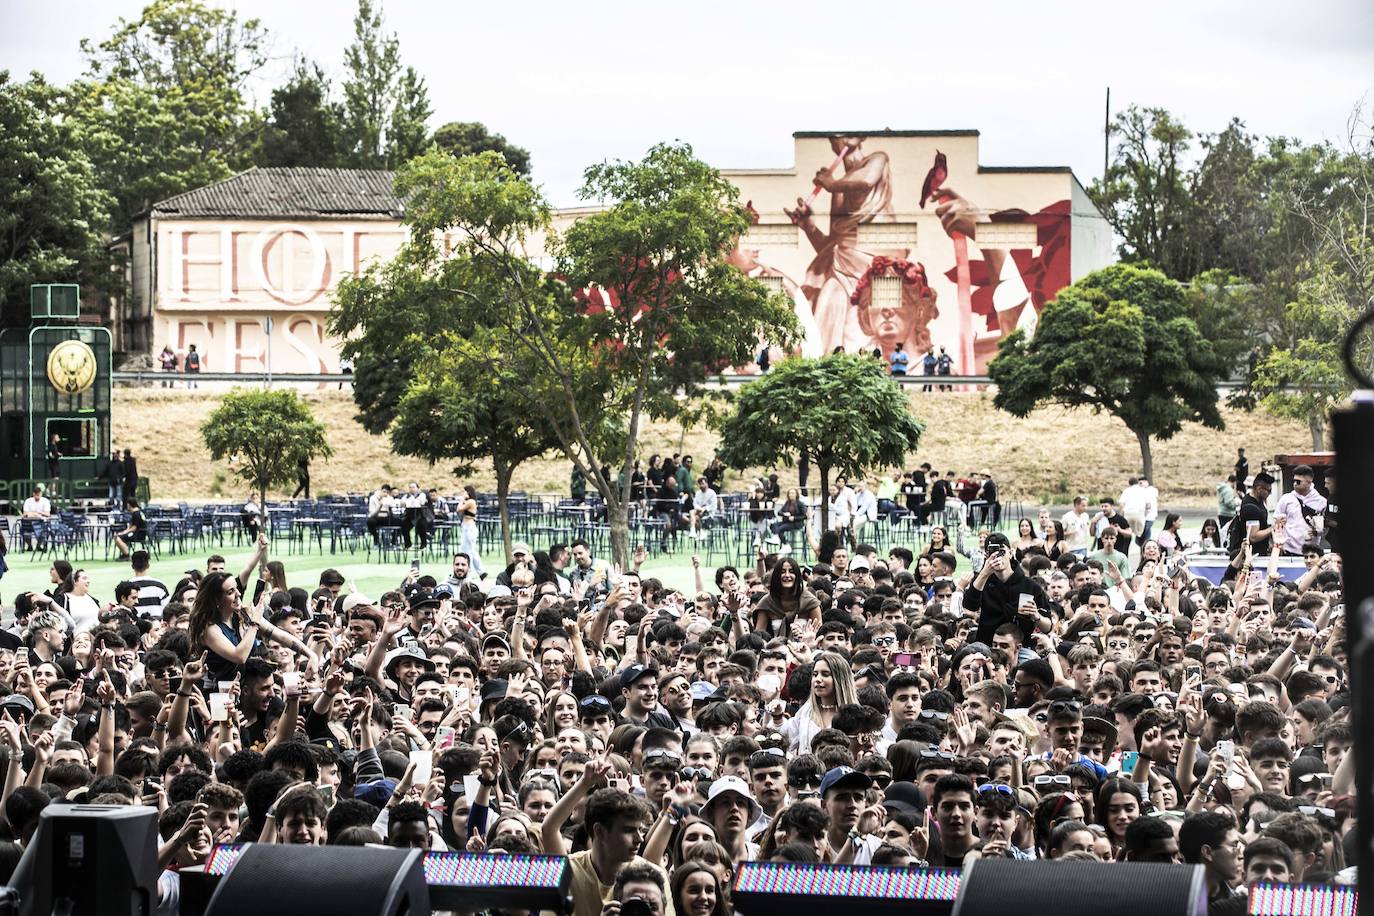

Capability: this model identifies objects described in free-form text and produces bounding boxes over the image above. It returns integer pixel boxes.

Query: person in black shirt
[966,532,1051,645]
[1234,448,1249,488]
[122,449,139,501]
[1231,472,1275,556]
[114,499,148,561]
[1092,498,1134,554]
[46,435,61,480]
[292,457,310,500]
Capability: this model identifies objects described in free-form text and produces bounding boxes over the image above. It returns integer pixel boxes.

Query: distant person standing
[158,344,179,387]
[46,434,61,480]
[1216,474,1239,533]
[292,457,310,500]
[184,344,202,388]
[104,451,125,506]
[922,347,937,392]
[122,449,139,503]
[889,342,909,376]
[1234,447,1249,489]
[936,346,953,391]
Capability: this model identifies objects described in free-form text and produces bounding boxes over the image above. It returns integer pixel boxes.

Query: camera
[622,899,654,916]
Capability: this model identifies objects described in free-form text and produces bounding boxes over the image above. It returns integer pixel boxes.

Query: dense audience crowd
[0,459,1351,916]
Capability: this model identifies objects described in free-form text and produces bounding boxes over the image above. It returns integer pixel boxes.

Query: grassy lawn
[0,537,709,605]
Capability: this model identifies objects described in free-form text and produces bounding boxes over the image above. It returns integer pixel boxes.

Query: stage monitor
[1248,881,1357,916]
[732,860,961,916]
[7,804,158,916]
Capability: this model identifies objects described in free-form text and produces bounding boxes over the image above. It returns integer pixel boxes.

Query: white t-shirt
[23,496,51,516]
[65,593,101,633]
[1061,509,1091,551]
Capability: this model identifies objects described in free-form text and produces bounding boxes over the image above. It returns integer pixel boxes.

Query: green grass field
[0,537,714,605]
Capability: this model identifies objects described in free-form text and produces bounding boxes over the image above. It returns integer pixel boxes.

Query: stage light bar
[1248,882,1357,916]
[732,860,961,916]
[204,844,247,876]
[422,851,571,912]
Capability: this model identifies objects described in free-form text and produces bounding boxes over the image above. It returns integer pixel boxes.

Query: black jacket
[123,456,139,490]
[104,457,124,484]
[965,567,1050,645]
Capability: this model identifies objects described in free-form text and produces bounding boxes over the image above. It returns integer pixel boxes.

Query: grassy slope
[113,388,1311,508]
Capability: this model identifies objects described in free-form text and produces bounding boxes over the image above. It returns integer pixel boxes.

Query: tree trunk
[817,464,831,532]
[494,457,514,565]
[1308,413,1325,450]
[607,498,631,571]
[1134,429,1153,482]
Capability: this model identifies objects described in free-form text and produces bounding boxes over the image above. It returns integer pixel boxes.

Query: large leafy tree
[0,73,116,324]
[333,144,798,567]
[389,359,561,559]
[715,355,924,530]
[256,59,349,168]
[989,263,1224,480]
[201,389,333,511]
[68,0,267,224]
[341,0,430,168]
[431,121,531,176]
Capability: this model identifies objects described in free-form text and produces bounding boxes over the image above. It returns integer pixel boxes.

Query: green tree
[431,121,531,176]
[389,359,560,559]
[715,355,924,530]
[256,58,349,168]
[332,144,798,567]
[341,0,430,168]
[68,0,267,224]
[0,73,117,324]
[200,389,333,511]
[1253,288,1358,450]
[1089,106,1196,279]
[989,263,1224,480]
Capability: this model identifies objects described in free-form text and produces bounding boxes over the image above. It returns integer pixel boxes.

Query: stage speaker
[732,860,961,916]
[951,859,1207,916]
[8,804,158,916]
[203,844,428,916]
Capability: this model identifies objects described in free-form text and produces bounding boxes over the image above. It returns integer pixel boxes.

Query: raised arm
[541,757,610,854]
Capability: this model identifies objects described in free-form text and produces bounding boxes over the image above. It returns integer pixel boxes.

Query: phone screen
[892,652,916,668]
[251,579,268,605]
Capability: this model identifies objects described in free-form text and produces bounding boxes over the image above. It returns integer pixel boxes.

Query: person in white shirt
[851,480,879,542]
[828,482,854,535]
[1060,496,1092,556]
[22,487,51,518]
[1274,464,1328,557]
[366,484,394,545]
[689,477,719,538]
[1139,477,1160,541]
[1119,478,1148,539]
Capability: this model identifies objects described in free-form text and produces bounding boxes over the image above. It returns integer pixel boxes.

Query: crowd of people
[0,452,1351,916]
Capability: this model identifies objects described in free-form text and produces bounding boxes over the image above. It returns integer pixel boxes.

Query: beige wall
[139,133,1109,374]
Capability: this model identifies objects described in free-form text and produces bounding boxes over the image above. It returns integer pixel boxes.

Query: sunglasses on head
[920,750,957,762]
[1034,774,1072,788]
[1297,805,1336,819]
[976,782,1014,797]
[919,710,950,721]
[749,748,786,767]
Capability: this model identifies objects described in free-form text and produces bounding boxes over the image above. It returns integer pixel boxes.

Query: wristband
[477,775,497,787]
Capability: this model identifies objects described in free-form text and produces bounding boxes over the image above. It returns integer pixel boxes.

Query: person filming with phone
[965,531,1051,645]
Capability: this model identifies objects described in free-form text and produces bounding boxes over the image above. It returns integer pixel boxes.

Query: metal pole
[1104,87,1111,181]
[265,315,274,389]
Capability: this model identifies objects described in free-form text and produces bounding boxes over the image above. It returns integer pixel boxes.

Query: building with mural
[110,131,1113,375]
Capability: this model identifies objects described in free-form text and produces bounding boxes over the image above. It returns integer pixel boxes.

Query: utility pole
[1103,87,1111,181]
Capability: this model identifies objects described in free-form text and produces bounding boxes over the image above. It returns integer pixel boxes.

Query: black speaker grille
[204,845,427,916]
[951,859,1207,916]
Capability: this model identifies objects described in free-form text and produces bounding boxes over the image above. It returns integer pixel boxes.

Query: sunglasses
[644,749,683,768]
[1033,774,1072,788]
[1297,805,1336,819]
[872,636,898,647]
[1048,700,1082,716]
[918,710,950,721]
[579,696,612,710]
[788,775,823,789]
[749,748,786,767]
[919,750,957,762]
[976,783,1014,797]
[869,773,894,789]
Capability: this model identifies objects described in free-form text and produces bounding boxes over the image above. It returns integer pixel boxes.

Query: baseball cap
[0,695,35,718]
[341,593,374,614]
[479,680,509,705]
[689,681,718,702]
[482,633,512,654]
[619,664,659,691]
[819,765,873,797]
[883,781,927,814]
[408,590,440,612]
[510,541,533,558]
[702,775,762,823]
[984,531,1012,552]
[1253,472,1276,487]
[849,555,872,572]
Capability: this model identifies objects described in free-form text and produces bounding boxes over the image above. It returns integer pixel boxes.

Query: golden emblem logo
[46,340,97,394]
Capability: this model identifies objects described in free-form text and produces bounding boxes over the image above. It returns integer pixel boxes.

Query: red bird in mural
[919,150,948,209]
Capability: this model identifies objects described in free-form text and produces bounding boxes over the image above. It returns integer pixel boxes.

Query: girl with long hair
[750,556,820,636]
[781,651,857,754]
[189,571,318,686]
[458,485,484,576]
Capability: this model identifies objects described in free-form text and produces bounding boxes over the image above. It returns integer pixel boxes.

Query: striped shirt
[128,575,170,615]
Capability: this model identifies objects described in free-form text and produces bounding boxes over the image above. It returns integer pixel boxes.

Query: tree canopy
[200,389,333,508]
[715,354,924,530]
[333,143,798,566]
[988,263,1224,480]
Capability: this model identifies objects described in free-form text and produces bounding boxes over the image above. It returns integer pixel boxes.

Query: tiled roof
[150,167,402,218]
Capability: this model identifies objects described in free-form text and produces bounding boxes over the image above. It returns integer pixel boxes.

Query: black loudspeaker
[8,804,158,916]
[951,859,1207,916]
[732,860,962,916]
[203,844,429,916]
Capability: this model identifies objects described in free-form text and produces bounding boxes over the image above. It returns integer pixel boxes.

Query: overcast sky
[4,0,1371,206]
